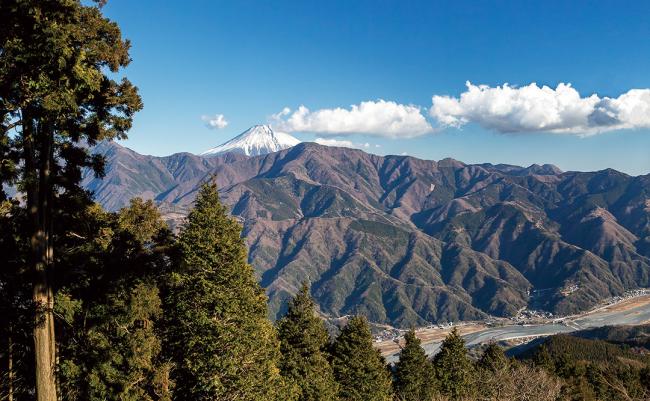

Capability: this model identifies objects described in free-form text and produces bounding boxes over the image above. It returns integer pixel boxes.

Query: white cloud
[271,100,434,138]
[271,107,291,120]
[202,114,229,129]
[430,81,650,135]
[314,138,374,150]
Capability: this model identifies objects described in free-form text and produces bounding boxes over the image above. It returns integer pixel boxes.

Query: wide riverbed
[384,295,650,363]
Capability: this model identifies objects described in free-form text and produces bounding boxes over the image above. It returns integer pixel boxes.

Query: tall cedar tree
[277,284,339,401]
[165,182,290,401]
[393,329,436,401]
[433,328,474,400]
[0,1,142,399]
[330,316,393,401]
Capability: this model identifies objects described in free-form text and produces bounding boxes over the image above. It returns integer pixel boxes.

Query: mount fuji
[201,124,301,157]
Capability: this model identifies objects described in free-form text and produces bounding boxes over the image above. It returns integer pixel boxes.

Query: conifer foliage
[276,284,339,401]
[164,182,289,401]
[478,342,509,373]
[393,329,436,401]
[432,328,474,400]
[475,342,512,400]
[330,316,393,401]
[0,1,143,398]
[1,3,648,401]
[54,199,173,401]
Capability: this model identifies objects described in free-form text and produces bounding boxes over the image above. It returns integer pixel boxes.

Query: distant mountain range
[82,129,650,328]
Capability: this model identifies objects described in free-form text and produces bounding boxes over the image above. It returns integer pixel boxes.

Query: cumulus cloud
[314,138,374,149]
[271,100,433,138]
[430,81,650,135]
[202,114,229,129]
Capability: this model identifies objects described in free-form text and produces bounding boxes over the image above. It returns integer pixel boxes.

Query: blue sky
[104,0,650,175]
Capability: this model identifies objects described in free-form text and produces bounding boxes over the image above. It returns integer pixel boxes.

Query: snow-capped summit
[201,124,301,157]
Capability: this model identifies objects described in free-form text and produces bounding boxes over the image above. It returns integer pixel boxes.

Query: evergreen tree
[116,198,168,245]
[55,199,173,401]
[476,342,511,400]
[532,344,555,372]
[0,2,142,399]
[82,282,166,401]
[164,182,290,401]
[393,329,435,401]
[330,316,393,401]
[277,284,338,401]
[478,342,509,372]
[432,328,474,400]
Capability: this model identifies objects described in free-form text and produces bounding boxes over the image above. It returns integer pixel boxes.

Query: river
[385,295,650,363]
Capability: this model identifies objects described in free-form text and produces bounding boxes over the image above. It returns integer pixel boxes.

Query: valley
[83,129,650,328]
[6,3,650,399]
[378,290,650,362]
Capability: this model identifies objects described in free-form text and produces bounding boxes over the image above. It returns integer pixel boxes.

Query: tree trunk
[7,324,14,401]
[25,115,57,401]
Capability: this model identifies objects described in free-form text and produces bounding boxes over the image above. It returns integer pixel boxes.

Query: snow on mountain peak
[201,124,301,157]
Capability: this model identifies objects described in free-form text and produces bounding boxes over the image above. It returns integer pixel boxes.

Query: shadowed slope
[83,141,650,327]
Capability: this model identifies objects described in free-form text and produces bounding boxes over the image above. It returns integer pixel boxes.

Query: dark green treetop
[432,328,474,400]
[117,198,167,245]
[164,182,291,401]
[478,342,509,373]
[330,316,393,401]
[277,283,339,401]
[393,329,436,401]
[533,344,555,372]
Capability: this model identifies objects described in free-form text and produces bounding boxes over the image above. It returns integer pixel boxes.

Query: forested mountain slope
[83,141,650,327]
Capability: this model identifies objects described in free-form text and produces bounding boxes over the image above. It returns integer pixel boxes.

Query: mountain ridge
[82,140,650,327]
